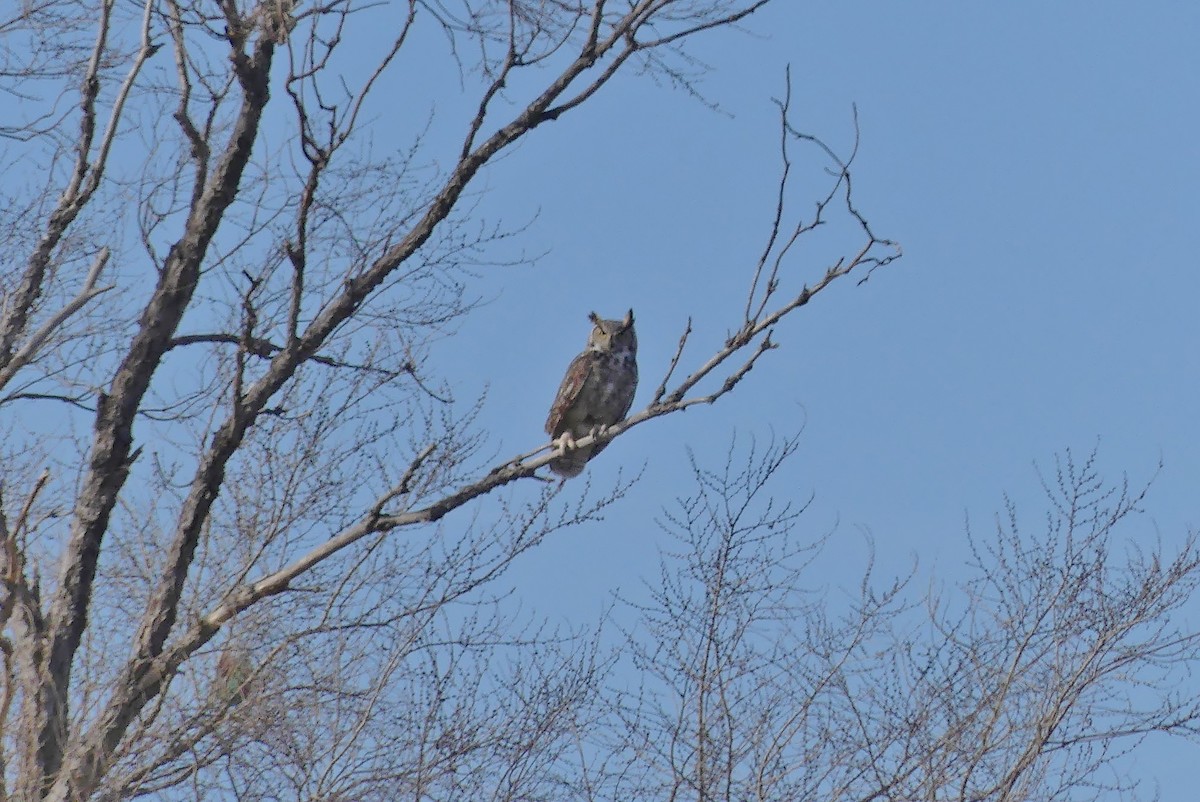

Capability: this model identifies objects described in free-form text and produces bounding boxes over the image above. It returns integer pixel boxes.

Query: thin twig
[651,317,692,405]
[0,249,113,393]
[369,442,438,516]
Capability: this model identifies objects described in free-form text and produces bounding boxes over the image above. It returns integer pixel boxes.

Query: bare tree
[596,439,1200,802]
[0,0,901,799]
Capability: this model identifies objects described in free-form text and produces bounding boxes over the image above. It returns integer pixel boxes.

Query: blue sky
[412,2,1200,796]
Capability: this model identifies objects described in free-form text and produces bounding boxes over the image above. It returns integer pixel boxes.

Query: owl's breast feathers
[545,348,637,438]
[596,347,637,424]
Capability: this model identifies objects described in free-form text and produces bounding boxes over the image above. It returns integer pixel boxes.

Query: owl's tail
[548,445,591,478]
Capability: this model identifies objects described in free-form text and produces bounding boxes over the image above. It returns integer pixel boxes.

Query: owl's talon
[554,433,577,453]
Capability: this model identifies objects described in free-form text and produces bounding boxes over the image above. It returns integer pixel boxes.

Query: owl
[545,309,638,478]
[214,646,253,704]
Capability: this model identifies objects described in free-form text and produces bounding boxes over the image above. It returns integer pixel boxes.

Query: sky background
[405,2,1200,796]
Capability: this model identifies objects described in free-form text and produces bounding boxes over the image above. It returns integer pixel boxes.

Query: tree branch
[0,248,112,396]
[41,19,279,799]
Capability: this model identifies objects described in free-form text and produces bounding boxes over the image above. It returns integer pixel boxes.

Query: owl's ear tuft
[623,309,634,328]
[588,311,602,325]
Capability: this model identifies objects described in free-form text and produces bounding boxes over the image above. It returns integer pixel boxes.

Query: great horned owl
[545,309,638,478]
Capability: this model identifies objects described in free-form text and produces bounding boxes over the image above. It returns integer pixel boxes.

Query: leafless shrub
[593,439,1199,802]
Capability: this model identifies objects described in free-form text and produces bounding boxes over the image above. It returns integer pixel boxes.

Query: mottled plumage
[545,309,638,478]
[215,647,253,704]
